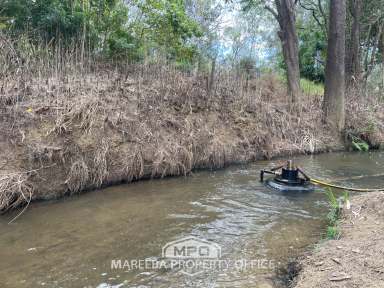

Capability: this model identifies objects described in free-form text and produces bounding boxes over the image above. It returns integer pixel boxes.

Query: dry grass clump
[49,114,73,135]
[0,173,34,213]
[74,100,102,133]
[192,136,233,169]
[49,97,103,136]
[91,139,110,187]
[345,93,384,146]
[122,146,144,182]
[65,160,90,194]
[183,117,234,169]
[206,137,230,169]
[151,143,193,178]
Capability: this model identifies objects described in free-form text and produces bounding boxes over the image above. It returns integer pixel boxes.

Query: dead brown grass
[65,160,90,194]
[345,90,384,148]
[121,145,144,182]
[151,143,193,178]
[92,139,110,187]
[1,34,383,211]
[0,173,34,213]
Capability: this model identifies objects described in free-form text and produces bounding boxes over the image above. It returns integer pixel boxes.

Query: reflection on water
[1,152,384,288]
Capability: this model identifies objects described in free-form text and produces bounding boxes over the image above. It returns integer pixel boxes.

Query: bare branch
[264,5,279,21]
[299,0,327,39]
[317,0,327,28]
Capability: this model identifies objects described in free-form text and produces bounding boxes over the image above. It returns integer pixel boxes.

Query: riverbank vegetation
[294,192,384,287]
[325,189,350,240]
[325,189,342,240]
[0,0,383,213]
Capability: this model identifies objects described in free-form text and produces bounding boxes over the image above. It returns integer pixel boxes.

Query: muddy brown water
[1,152,384,288]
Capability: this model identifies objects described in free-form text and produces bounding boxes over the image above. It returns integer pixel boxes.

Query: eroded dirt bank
[1,65,384,212]
[293,192,384,288]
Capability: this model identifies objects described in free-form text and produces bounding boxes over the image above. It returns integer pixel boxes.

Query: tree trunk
[323,0,346,131]
[364,24,383,82]
[346,0,361,87]
[275,0,301,103]
[381,32,384,92]
[208,56,216,96]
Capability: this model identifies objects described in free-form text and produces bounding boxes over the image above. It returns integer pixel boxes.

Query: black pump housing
[260,162,315,192]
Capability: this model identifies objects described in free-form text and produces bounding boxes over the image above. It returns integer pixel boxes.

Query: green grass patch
[325,189,350,240]
[275,75,324,96]
[300,78,324,95]
[351,136,369,152]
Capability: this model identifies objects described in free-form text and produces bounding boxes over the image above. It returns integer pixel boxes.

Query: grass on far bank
[277,74,324,96]
[300,78,324,95]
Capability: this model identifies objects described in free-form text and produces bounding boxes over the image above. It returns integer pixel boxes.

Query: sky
[214,2,279,67]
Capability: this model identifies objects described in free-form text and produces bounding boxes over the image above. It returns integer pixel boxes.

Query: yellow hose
[310,177,384,192]
[326,173,384,182]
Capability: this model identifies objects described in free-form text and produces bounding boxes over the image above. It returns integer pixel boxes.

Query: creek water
[1,152,384,288]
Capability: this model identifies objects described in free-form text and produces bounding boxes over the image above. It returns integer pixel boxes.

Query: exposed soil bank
[293,192,384,288]
[1,65,384,212]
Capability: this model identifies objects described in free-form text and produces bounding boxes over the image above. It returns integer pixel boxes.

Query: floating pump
[260,160,315,192]
[261,160,384,193]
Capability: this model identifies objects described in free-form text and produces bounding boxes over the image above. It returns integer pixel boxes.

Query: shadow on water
[1,151,384,288]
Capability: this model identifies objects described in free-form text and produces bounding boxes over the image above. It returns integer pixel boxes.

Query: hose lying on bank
[309,176,384,192]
